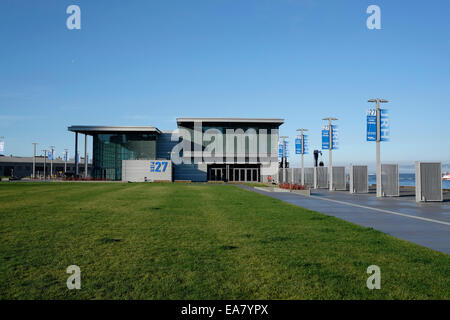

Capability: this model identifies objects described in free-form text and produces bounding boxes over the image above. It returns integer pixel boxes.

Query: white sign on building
[122,160,172,182]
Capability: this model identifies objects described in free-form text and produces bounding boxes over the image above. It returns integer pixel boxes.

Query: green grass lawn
[0,182,449,299]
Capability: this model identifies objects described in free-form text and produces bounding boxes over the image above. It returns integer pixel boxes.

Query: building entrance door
[210,168,226,181]
[208,165,260,182]
[240,169,245,181]
[233,168,239,181]
[232,167,259,182]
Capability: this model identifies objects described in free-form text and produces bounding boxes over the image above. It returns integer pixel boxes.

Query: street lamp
[64,149,68,176]
[42,149,48,180]
[322,117,338,191]
[32,143,38,179]
[280,136,289,183]
[368,98,389,197]
[296,128,308,185]
[49,146,55,179]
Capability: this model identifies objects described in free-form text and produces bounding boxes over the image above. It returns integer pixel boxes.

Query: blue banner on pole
[380,109,389,141]
[279,141,289,158]
[322,128,330,150]
[366,108,389,142]
[296,136,309,154]
[331,125,338,150]
[322,126,338,150]
[303,135,309,154]
[295,138,301,154]
[367,109,377,141]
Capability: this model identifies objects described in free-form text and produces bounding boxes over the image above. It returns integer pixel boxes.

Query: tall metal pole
[84,134,88,179]
[32,142,38,179]
[284,138,286,183]
[296,128,308,185]
[376,99,381,197]
[322,117,338,191]
[49,146,55,179]
[280,136,288,183]
[369,98,388,197]
[64,149,68,175]
[75,132,79,178]
[42,149,47,180]
[329,122,333,191]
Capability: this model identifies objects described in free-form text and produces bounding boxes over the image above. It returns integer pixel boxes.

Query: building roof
[68,126,161,134]
[0,156,86,165]
[176,117,284,124]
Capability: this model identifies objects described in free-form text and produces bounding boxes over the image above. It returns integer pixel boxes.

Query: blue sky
[0,0,449,169]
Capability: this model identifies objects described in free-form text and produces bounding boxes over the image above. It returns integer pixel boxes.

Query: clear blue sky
[0,0,449,169]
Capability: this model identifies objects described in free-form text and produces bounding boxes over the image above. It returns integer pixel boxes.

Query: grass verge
[0,182,449,299]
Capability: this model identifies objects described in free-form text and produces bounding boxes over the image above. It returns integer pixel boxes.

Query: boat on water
[443,173,450,181]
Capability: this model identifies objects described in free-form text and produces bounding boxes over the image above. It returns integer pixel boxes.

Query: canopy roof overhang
[68,126,162,135]
[176,117,284,126]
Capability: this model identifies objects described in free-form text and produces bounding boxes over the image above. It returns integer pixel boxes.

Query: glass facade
[92,133,157,180]
[178,122,278,162]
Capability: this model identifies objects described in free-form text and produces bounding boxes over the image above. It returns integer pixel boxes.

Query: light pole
[49,146,55,179]
[42,149,48,180]
[64,149,68,175]
[322,117,338,191]
[84,134,88,179]
[368,98,388,197]
[296,128,308,185]
[280,136,288,183]
[32,143,38,179]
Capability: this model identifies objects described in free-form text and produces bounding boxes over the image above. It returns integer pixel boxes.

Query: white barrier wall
[286,168,299,183]
[332,166,346,190]
[350,165,368,194]
[278,168,297,184]
[292,168,301,184]
[415,162,443,202]
[122,160,172,182]
[381,164,399,197]
[304,168,315,187]
[278,168,320,187]
[278,169,285,183]
[314,167,328,189]
[261,162,279,184]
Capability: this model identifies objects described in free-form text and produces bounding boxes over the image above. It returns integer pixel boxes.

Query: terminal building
[0,155,91,179]
[68,118,284,182]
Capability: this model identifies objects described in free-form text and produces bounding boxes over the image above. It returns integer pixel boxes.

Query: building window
[92,133,157,180]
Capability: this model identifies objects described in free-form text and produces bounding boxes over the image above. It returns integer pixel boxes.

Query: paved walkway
[239,185,450,254]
